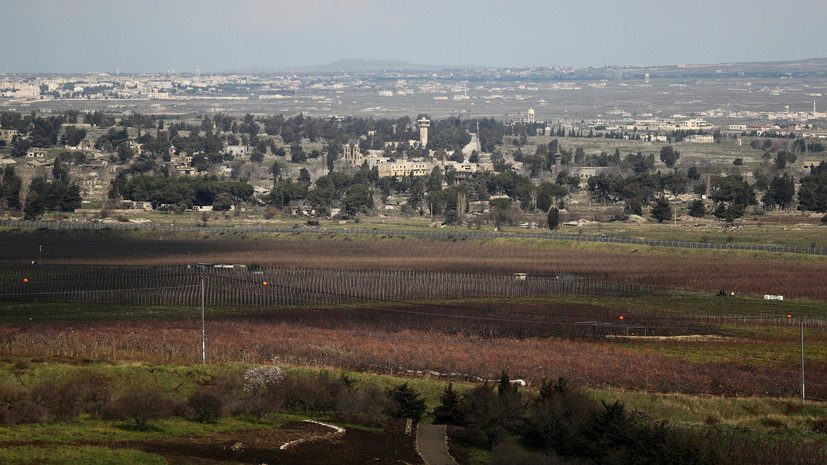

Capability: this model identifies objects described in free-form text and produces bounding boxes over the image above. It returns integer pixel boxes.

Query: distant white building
[14,86,40,99]
[679,119,711,130]
[225,145,248,158]
[375,160,431,177]
[685,134,714,143]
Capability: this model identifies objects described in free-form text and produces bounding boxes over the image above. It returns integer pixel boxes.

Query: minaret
[554,148,562,172]
[417,116,430,148]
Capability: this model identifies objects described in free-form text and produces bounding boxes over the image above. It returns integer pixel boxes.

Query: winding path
[417,424,456,465]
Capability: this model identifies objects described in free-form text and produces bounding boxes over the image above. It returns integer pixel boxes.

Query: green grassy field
[1,359,824,436]
[0,446,166,465]
[20,199,827,250]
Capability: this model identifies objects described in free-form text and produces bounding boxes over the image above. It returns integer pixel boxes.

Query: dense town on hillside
[1,66,826,226]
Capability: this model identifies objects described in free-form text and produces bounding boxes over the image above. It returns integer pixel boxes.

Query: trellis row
[0,265,648,308]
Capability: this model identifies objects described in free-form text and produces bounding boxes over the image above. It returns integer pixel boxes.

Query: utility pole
[201,273,206,365]
[787,314,805,401]
[198,264,208,365]
[673,203,677,228]
[799,316,805,401]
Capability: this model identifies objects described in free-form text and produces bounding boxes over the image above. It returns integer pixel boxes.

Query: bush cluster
[441,374,827,465]
[0,372,115,426]
[0,365,433,432]
[451,376,679,464]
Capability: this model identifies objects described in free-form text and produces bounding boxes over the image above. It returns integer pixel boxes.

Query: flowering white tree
[242,365,285,419]
[243,365,285,393]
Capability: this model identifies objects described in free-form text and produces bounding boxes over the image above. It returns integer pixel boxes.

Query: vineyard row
[0,265,649,308]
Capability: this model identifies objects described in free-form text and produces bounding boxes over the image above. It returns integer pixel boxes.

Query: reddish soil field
[1,229,824,401]
[1,230,825,299]
[3,315,824,399]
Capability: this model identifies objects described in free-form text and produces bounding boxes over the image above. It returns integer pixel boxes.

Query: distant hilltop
[236,59,462,74]
[612,57,827,79]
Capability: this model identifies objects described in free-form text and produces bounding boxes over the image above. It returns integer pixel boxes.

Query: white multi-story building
[375,160,432,177]
[685,134,715,143]
[680,119,711,130]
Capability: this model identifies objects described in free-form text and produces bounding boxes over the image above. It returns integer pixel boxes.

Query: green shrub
[8,401,45,425]
[187,389,222,423]
[115,385,170,431]
[335,384,390,426]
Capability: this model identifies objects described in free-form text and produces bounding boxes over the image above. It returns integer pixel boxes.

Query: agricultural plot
[0,227,825,402]
[0,265,646,309]
[2,229,826,299]
[0,226,826,464]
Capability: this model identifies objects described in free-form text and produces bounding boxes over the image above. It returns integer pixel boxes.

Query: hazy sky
[3,0,826,73]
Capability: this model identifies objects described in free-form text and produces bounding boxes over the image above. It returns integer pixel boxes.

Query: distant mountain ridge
[232,57,827,78]
[238,59,458,74]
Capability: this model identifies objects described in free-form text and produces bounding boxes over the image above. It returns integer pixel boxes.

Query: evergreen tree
[386,383,426,423]
[688,199,706,217]
[797,162,827,212]
[547,207,560,230]
[24,176,48,219]
[270,161,281,180]
[432,383,465,426]
[212,192,233,211]
[650,198,672,223]
[0,165,22,210]
[762,174,795,209]
[290,142,306,163]
[60,183,82,211]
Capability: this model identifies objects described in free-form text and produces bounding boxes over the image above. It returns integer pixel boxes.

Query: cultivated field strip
[3,219,825,256]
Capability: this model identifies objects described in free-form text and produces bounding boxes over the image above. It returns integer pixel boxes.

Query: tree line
[108,174,254,211]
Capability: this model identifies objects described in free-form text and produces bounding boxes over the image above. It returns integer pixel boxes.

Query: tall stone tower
[417,116,430,148]
[527,108,535,124]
